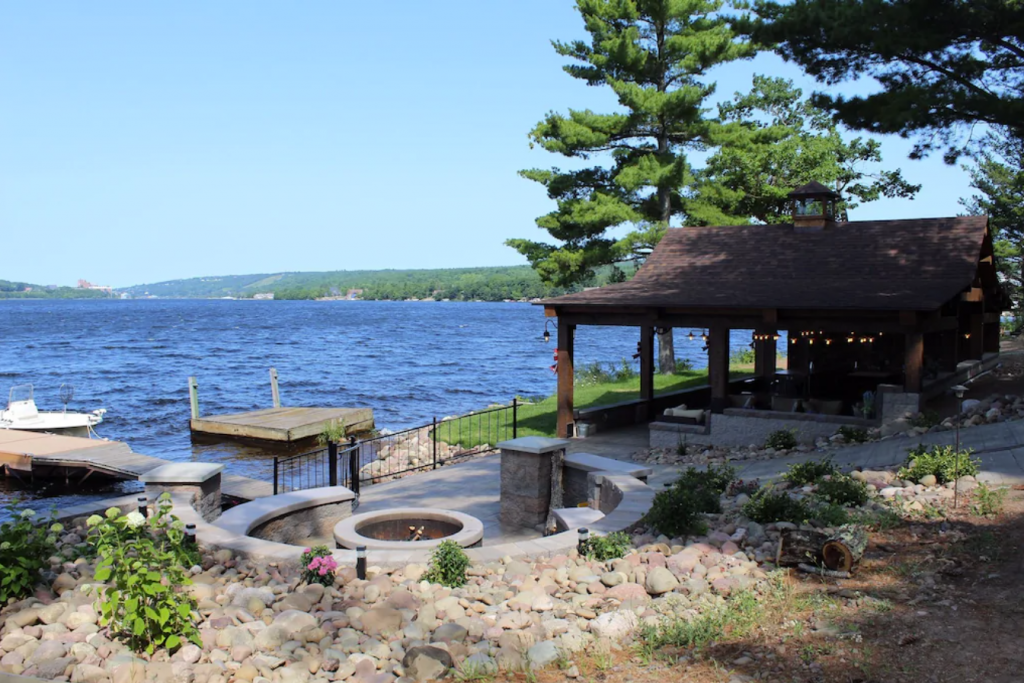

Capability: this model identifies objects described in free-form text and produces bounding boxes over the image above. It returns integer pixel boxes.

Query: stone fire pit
[333,507,484,551]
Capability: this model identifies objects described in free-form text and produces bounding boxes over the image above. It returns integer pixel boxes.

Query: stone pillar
[139,463,224,522]
[497,437,570,530]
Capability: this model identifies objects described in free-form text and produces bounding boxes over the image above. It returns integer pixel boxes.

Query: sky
[1,2,979,288]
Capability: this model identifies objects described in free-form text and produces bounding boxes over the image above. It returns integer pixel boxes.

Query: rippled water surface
[0,299,753,511]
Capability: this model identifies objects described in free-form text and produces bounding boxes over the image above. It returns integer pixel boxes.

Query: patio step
[551,506,604,533]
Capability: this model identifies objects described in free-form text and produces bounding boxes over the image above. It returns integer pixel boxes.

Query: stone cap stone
[140,463,224,484]
[564,452,653,479]
[496,436,570,454]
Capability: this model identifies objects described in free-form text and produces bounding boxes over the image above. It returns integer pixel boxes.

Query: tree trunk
[776,525,868,572]
[657,329,676,375]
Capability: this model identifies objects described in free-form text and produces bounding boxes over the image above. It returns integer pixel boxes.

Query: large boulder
[644,567,679,595]
[402,645,453,682]
[590,610,638,640]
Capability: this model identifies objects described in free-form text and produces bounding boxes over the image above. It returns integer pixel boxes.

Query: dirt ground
[511,488,1024,683]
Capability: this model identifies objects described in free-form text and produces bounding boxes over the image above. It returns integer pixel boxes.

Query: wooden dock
[190,406,374,443]
[0,430,272,500]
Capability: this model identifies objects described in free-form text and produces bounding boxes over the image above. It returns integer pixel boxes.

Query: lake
[0,299,756,511]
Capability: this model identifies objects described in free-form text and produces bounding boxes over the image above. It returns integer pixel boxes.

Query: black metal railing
[272,399,518,495]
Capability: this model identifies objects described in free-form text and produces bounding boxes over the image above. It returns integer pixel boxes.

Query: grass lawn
[437,367,754,447]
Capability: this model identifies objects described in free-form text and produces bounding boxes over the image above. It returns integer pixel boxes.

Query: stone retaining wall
[651,410,875,448]
[249,499,354,545]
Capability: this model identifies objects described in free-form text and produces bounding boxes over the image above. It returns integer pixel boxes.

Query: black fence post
[328,441,338,487]
[432,416,438,470]
[512,397,518,439]
[272,457,279,496]
[348,435,360,496]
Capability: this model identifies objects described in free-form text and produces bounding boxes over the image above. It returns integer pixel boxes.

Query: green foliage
[638,590,762,655]
[690,76,918,226]
[970,482,1007,517]
[730,348,756,365]
[0,502,59,604]
[909,410,941,430]
[508,0,752,287]
[747,0,1024,163]
[810,502,850,527]
[423,540,470,588]
[836,425,869,443]
[765,429,798,451]
[742,489,811,524]
[813,474,869,506]
[849,506,904,532]
[643,464,734,537]
[316,420,347,446]
[89,496,200,654]
[726,478,761,497]
[300,546,337,586]
[783,456,838,486]
[580,531,632,561]
[898,444,981,484]
[0,280,111,300]
[574,359,638,386]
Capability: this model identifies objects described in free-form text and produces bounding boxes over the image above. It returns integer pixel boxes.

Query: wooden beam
[544,307,557,318]
[904,332,924,393]
[708,324,730,413]
[984,311,1002,324]
[639,325,655,418]
[961,288,984,303]
[968,313,984,359]
[899,310,918,327]
[920,316,958,333]
[556,319,575,439]
[763,309,778,324]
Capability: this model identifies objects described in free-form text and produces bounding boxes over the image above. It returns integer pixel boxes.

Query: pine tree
[508,0,752,372]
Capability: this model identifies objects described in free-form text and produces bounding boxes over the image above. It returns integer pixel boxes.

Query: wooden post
[709,324,730,413]
[556,318,575,438]
[188,376,200,420]
[904,331,924,393]
[969,313,984,359]
[639,325,655,419]
[755,331,777,381]
[270,368,281,408]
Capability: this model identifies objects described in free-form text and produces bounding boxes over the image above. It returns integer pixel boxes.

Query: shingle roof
[543,216,990,312]
[788,180,840,198]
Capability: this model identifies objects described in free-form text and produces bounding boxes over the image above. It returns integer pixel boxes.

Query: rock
[273,610,317,637]
[254,626,286,651]
[70,663,109,683]
[402,645,453,682]
[361,607,403,635]
[178,644,201,664]
[37,602,67,625]
[605,583,649,603]
[920,474,938,487]
[600,572,625,587]
[590,610,638,640]
[276,592,315,612]
[36,656,74,679]
[644,567,679,595]
[29,639,68,664]
[6,607,41,628]
[504,561,532,578]
[66,611,98,630]
[526,641,560,669]
[52,573,77,596]
[431,623,468,644]
[459,653,497,677]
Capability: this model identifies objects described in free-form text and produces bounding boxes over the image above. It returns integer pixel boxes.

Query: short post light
[577,528,590,556]
[185,523,197,548]
[952,384,968,508]
[137,496,148,518]
[356,546,367,580]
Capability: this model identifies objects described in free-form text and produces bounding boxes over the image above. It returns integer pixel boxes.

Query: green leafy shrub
[765,429,798,450]
[423,540,470,588]
[971,482,1007,517]
[643,464,733,537]
[783,457,838,486]
[316,419,347,446]
[300,546,337,585]
[810,502,850,527]
[575,359,638,386]
[813,474,869,506]
[90,496,200,654]
[581,531,631,561]
[836,425,869,443]
[0,502,59,604]
[672,357,695,373]
[910,410,941,429]
[730,348,756,365]
[742,489,811,524]
[898,444,981,484]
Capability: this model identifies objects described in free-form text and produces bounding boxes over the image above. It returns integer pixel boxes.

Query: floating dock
[190,406,374,443]
[187,370,374,443]
[0,430,272,500]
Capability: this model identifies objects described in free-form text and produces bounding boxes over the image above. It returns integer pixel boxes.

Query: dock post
[328,441,338,487]
[188,377,200,420]
[270,368,281,408]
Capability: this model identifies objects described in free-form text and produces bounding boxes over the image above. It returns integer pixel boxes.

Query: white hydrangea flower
[86,515,104,527]
[0,542,10,551]
[20,509,36,519]
[50,523,64,534]
[124,511,147,529]
[105,507,121,519]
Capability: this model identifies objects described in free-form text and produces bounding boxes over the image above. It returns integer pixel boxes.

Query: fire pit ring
[333,507,484,551]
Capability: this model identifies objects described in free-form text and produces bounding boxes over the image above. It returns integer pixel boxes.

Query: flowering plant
[0,500,59,603]
[300,545,337,586]
[90,494,200,654]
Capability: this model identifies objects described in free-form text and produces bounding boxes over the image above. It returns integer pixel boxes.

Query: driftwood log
[776,525,868,572]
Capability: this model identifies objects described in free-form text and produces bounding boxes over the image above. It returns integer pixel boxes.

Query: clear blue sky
[1,2,977,288]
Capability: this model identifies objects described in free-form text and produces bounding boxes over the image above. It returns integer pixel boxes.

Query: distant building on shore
[77,279,113,293]
[253,292,275,300]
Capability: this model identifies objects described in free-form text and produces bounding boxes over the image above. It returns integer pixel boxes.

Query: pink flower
[304,548,312,554]
[319,567,328,576]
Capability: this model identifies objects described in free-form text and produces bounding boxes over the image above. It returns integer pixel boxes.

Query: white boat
[0,384,106,438]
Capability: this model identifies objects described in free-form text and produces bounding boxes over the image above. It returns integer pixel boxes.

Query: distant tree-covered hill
[0,280,110,300]
[124,265,634,301]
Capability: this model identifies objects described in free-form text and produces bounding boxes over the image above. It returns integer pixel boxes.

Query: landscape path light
[952,384,968,508]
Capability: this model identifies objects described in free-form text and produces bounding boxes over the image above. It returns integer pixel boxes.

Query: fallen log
[776,525,868,572]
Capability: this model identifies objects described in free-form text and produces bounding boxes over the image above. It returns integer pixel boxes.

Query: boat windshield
[8,384,34,406]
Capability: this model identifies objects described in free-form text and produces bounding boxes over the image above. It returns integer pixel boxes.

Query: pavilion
[539,182,1010,447]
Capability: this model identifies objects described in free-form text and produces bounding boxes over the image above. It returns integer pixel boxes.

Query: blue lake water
[0,299,757,511]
